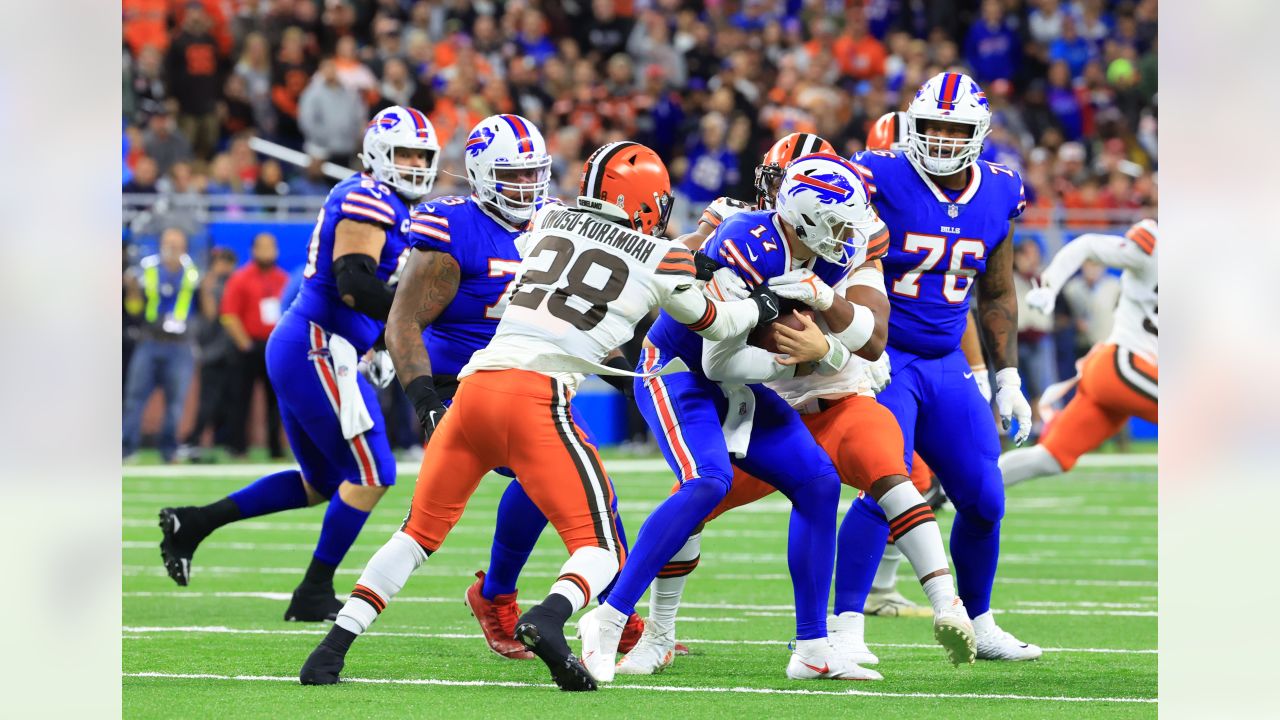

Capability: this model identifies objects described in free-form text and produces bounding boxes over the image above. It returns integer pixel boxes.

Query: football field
[123,454,1157,718]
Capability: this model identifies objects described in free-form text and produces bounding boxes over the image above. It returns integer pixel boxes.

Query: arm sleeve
[701,334,796,384]
[1040,233,1146,290]
[658,278,762,341]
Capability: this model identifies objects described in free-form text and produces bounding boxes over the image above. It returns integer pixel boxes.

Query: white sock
[648,533,701,636]
[877,482,954,613]
[872,544,903,591]
[549,546,619,613]
[921,575,954,611]
[972,610,996,634]
[999,445,1064,487]
[794,637,831,656]
[335,531,429,635]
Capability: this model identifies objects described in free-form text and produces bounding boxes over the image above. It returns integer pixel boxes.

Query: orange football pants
[1040,344,1158,472]
[909,452,933,493]
[400,369,622,561]
[702,394,908,522]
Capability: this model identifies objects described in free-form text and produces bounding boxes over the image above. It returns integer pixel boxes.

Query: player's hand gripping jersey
[851,149,1026,358]
[463,204,769,388]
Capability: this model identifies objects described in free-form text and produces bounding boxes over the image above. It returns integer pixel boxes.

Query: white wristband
[831,302,875,353]
[995,367,1021,388]
[816,332,850,376]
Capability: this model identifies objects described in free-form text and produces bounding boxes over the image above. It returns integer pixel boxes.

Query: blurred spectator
[182,246,239,459]
[518,9,558,67]
[291,157,335,196]
[124,0,170,56]
[234,32,276,135]
[334,35,380,106]
[583,0,633,61]
[270,27,314,148]
[1028,0,1067,44]
[1062,258,1122,350]
[166,2,223,159]
[377,57,415,110]
[1046,60,1083,141]
[1048,17,1096,79]
[143,110,194,176]
[1013,239,1056,416]
[965,0,1020,84]
[221,73,257,138]
[122,228,200,463]
[254,159,292,197]
[833,9,886,81]
[127,44,169,123]
[674,112,739,234]
[124,155,160,193]
[219,233,288,459]
[298,58,367,165]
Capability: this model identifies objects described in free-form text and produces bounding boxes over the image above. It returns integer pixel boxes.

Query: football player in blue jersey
[373,114,645,661]
[841,72,1041,660]
[577,153,893,682]
[158,106,439,622]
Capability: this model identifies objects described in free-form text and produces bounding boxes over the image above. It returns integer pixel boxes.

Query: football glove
[750,286,782,324]
[1025,279,1057,315]
[707,266,750,300]
[994,368,1032,446]
[358,350,397,389]
[970,364,992,403]
[405,376,448,442]
[692,251,722,282]
[867,352,892,394]
[767,268,836,311]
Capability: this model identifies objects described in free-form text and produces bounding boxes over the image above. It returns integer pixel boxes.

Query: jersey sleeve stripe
[661,247,695,265]
[410,223,450,241]
[1126,226,1156,254]
[341,203,395,225]
[411,213,449,227]
[700,206,724,226]
[656,263,695,277]
[684,298,718,332]
[720,239,764,285]
[345,192,395,215]
[865,227,890,259]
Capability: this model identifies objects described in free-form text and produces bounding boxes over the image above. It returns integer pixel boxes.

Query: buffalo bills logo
[367,114,401,132]
[466,127,496,157]
[786,172,856,204]
[970,82,989,109]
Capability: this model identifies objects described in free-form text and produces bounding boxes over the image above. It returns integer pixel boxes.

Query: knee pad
[953,474,1005,528]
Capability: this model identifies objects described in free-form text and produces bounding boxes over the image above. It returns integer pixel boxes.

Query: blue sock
[950,511,1000,616]
[482,479,548,600]
[313,491,371,567]
[595,477,629,604]
[228,470,308,519]
[779,471,840,640]
[834,495,891,615]
[605,476,728,617]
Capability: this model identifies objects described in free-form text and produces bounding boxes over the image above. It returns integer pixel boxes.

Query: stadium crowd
[121,0,1157,461]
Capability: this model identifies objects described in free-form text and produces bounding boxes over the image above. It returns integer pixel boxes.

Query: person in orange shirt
[833,11,887,80]
[123,0,170,56]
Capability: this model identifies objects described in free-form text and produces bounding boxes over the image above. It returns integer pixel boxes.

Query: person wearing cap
[181,246,239,460]
[123,228,201,463]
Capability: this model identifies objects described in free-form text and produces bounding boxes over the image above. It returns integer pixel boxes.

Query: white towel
[720,384,756,458]
[328,334,375,440]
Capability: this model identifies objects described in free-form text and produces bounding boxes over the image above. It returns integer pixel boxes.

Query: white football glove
[1025,279,1057,315]
[994,367,1032,446]
[707,266,751,301]
[767,268,835,311]
[358,350,397,389]
[867,352,892,394]
[971,364,992,403]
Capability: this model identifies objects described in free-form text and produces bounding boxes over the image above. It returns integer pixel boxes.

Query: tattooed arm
[386,248,460,385]
[977,222,1018,370]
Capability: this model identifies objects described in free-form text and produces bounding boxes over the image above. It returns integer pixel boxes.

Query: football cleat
[617,612,646,654]
[827,612,878,665]
[933,598,977,666]
[864,588,935,618]
[284,581,343,622]
[463,570,535,660]
[786,639,882,681]
[158,507,203,586]
[515,605,597,692]
[973,611,1043,661]
[576,605,625,683]
[615,626,675,675]
[922,475,950,511]
[299,642,347,685]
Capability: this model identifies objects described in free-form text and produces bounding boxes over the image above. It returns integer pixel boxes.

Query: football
[748,303,816,354]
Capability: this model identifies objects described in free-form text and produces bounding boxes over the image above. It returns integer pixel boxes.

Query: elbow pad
[334,254,396,321]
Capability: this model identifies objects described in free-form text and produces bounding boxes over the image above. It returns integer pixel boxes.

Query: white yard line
[122,454,1156,478]
[121,670,1156,703]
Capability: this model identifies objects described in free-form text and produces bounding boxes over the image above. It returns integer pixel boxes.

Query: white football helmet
[360,106,440,201]
[775,153,883,266]
[464,114,553,223]
[905,72,992,176]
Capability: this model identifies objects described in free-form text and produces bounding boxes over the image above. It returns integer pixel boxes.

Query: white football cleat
[615,627,675,675]
[932,598,976,666]
[786,639,882,681]
[577,606,624,682]
[973,611,1042,661]
[827,612,878,665]
[865,588,934,618]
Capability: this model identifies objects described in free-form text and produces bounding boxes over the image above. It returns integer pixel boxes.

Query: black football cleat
[299,643,346,685]
[923,475,950,512]
[515,607,597,692]
[158,507,203,586]
[284,582,344,622]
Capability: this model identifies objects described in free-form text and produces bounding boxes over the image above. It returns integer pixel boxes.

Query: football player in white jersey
[1000,219,1158,485]
[298,141,783,692]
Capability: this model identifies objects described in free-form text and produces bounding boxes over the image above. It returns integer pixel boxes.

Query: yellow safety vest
[142,255,200,325]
